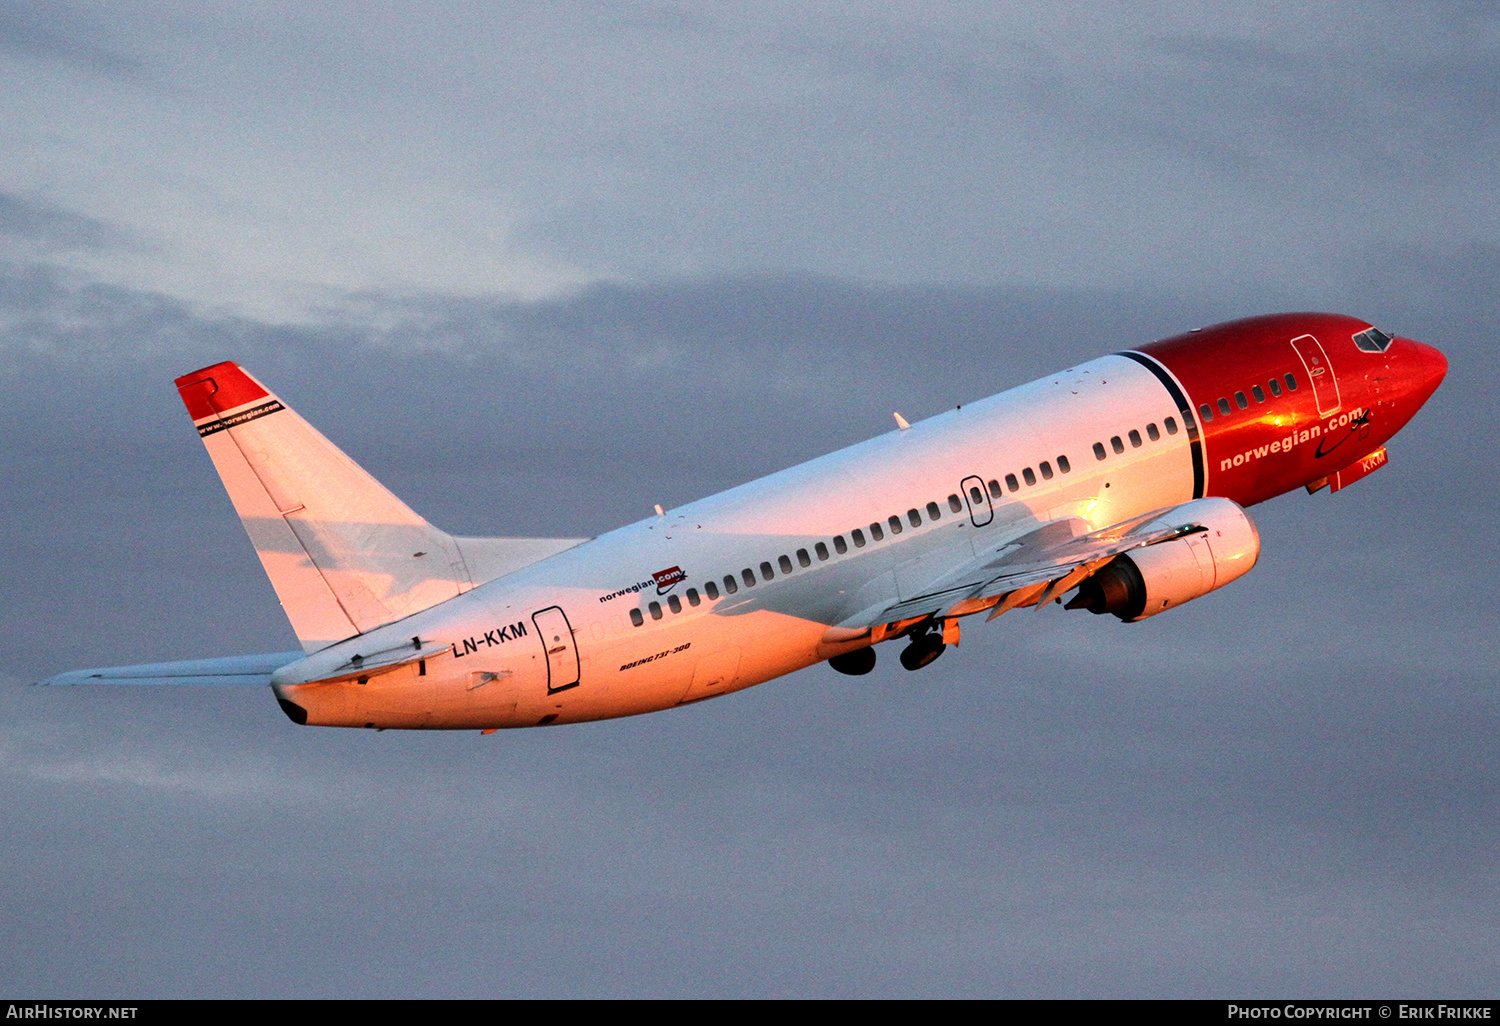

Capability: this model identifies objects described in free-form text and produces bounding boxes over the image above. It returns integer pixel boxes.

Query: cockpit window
[1353,327,1394,353]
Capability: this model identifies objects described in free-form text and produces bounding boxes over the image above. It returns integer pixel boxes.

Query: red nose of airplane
[1401,338,1448,407]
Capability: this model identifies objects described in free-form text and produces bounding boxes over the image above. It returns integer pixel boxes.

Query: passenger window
[1235,391,1248,409]
[1039,461,1053,480]
[1268,378,1282,397]
[630,608,644,627]
[687,588,700,607]
[649,601,663,620]
[1252,385,1266,403]
[927,501,941,519]
[668,594,682,614]
[1093,442,1107,460]
[969,485,983,504]
[834,535,848,554]
[1165,416,1179,435]
[888,515,903,535]
[1146,423,1160,442]
[908,508,922,527]
[723,575,738,595]
[778,554,793,574]
[742,568,756,588]
[759,561,774,581]
[1285,372,1298,390]
[1111,436,1124,454]
[1022,467,1037,486]
[705,581,720,600]
[815,541,829,560]
[869,522,884,541]
[1199,404,1213,422]
[948,494,962,513]
[1218,398,1231,416]
[797,548,811,567]
[1128,429,1141,447]
[1005,473,1019,491]
[1058,455,1071,473]
[851,529,866,547]
[988,479,1003,498]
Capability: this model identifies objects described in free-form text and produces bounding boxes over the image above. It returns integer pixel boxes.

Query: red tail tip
[175,362,269,421]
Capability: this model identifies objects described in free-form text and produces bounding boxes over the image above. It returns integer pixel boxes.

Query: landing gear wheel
[899,639,945,671]
[828,647,877,675]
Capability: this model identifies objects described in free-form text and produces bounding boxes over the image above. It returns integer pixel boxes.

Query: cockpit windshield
[1353,326,1394,352]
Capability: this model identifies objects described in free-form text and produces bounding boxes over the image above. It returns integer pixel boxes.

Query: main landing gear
[826,619,950,675]
[898,624,946,672]
[828,647,877,675]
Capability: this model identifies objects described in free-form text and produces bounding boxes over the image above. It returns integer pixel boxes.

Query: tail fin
[176,362,583,652]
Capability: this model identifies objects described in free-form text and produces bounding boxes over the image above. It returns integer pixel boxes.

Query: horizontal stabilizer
[37,652,304,687]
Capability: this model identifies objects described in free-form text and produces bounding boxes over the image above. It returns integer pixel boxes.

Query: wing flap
[840,504,1218,632]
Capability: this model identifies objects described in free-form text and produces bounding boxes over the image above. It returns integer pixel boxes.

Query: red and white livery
[43,313,1448,731]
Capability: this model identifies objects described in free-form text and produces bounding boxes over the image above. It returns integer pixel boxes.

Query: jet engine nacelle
[1068,497,1260,622]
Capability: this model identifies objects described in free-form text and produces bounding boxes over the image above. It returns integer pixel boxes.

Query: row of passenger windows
[626,459,1079,628]
[629,379,1301,630]
[1091,416,1180,461]
[987,453,1073,494]
[1199,373,1298,422]
[628,494,956,627]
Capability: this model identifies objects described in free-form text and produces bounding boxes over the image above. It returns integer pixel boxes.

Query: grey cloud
[2,635,1494,996]
[504,5,1500,290]
[0,193,138,253]
[0,0,145,78]
[1129,26,1500,171]
[0,4,1493,993]
[0,260,223,362]
[0,259,1493,996]
[0,3,1492,305]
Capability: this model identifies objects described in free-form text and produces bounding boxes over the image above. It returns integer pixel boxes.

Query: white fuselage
[274,354,1194,728]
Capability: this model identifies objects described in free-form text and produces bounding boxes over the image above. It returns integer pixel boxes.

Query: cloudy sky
[1,0,1496,998]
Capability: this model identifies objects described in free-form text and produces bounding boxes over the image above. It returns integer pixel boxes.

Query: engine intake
[1065,497,1260,621]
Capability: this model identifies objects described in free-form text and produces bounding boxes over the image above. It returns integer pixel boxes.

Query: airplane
[40,312,1447,732]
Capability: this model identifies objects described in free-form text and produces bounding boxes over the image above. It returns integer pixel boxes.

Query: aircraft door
[531,606,580,694]
[1290,334,1342,416]
[961,475,993,527]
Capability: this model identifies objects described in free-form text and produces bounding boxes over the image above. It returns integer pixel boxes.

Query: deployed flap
[973,512,1181,595]
[839,501,1230,631]
[176,362,583,651]
[38,652,304,686]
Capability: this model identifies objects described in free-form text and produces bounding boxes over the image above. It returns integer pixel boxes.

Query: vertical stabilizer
[176,362,471,651]
[177,360,468,648]
[178,360,588,648]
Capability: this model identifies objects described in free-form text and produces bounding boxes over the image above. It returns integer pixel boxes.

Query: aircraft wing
[37,652,305,687]
[845,505,1213,631]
